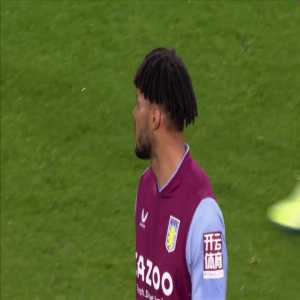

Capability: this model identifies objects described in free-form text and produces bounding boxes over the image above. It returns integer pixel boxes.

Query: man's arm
[186,197,228,300]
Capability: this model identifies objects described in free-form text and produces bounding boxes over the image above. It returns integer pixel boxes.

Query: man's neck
[150,140,186,190]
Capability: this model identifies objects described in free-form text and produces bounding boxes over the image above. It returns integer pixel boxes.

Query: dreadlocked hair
[134,47,198,132]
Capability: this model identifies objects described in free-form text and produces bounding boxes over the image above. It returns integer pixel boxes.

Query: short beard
[135,137,152,160]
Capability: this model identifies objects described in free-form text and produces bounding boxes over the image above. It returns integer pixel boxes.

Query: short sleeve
[186,197,228,300]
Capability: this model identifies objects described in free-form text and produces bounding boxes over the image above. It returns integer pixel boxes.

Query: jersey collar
[150,143,192,197]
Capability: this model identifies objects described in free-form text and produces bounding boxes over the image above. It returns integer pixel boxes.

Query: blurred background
[1,1,300,299]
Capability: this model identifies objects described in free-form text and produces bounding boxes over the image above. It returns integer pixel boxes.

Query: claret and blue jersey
[135,144,227,300]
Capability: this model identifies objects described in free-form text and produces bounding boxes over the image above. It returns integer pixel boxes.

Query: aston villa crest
[165,216,180,253]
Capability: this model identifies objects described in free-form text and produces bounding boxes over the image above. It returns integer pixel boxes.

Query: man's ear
[152,105,161,131]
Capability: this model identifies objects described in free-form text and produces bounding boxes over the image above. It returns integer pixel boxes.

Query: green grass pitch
[1,1,300,299]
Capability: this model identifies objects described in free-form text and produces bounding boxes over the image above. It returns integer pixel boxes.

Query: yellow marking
[167,226,177,250]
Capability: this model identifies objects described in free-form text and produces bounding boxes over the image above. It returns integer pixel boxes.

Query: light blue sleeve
[186,197,227,300]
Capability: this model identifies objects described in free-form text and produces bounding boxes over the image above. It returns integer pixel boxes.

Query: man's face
[132,89,152,160]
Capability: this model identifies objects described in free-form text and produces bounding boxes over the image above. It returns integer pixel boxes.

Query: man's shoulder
[189,158,210,180]
[141,166,151,177]
[184,159,214,196]
[138,167,152,186]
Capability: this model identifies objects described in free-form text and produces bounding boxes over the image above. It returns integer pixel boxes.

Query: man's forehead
[136,88,143,98]
[136,89,146,103]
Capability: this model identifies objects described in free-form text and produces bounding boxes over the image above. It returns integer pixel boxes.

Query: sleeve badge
[203,231,224,279]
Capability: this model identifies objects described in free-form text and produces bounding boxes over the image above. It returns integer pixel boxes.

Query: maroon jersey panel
[135,151,214,300]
